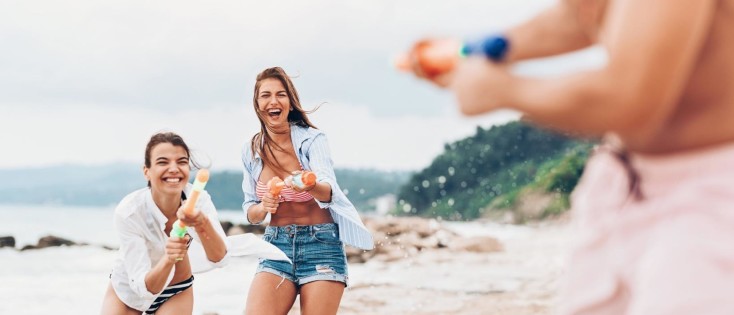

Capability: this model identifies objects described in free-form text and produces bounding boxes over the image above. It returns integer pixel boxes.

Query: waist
[630,140,734,181]
[265,222,338,236]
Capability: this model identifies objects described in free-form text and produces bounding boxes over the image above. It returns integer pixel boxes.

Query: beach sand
[334,221,570,315]
[0,220,570,315]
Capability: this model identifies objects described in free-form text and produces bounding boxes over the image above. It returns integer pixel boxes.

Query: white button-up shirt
[110,185,228,311]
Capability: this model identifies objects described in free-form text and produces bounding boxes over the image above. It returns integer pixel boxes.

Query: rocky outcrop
[345,217,503,263]
[21,235,78,251]
[0,236,15,248]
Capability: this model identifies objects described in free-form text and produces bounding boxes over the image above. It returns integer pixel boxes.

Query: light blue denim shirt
[241,124,374,250]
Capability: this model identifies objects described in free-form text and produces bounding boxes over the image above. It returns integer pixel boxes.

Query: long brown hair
[251,67,318,174]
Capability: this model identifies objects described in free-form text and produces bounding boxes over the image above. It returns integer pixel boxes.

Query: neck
[267,125,292,146]
[151,190,181,219]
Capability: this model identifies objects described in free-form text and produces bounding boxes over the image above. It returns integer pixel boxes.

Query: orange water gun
[267,176,285,196]
[396,36,510,78]
[170,169,210,238]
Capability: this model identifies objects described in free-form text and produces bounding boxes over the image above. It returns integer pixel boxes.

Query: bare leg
[299,280,345,315]
[155,286,194,315]
[245,272,298,315]
[100,282,143,315]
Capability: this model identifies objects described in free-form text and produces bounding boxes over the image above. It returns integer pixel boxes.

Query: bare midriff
[269,200,334,226]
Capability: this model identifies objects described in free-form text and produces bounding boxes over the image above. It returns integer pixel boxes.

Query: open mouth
[163,177,183,184]
[267,108,283,118]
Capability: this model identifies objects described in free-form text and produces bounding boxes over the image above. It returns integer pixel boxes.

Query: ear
[143,165,150,181]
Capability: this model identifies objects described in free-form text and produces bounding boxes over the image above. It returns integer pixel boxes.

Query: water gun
[170,169,210,238]
[289,171,317,189]
[267,176,285,196]
[395,36,509,78]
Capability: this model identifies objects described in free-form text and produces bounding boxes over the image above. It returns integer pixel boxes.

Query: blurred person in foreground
[403,0,734,314]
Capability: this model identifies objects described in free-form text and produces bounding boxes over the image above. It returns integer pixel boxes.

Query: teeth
[165,178,181,183]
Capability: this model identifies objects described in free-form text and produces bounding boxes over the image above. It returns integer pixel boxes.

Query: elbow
[210,252,227,264]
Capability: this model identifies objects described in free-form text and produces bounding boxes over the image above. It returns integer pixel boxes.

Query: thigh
[299,280,345,315]
[155,286,193,315]
[245,272,298,315]
[100,283,140,315]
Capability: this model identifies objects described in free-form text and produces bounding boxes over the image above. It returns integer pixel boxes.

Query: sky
[0,0,605,171]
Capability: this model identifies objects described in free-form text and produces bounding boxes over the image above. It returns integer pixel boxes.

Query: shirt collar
[145,188,169,229]
[252,123,321,161]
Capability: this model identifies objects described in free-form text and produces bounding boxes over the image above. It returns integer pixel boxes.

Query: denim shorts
[257,223,348,287]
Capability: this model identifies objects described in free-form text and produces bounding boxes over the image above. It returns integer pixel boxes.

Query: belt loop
[272,227,278,238]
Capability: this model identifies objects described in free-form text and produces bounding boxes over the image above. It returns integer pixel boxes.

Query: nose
[167,162,180,173]
[269,95,280,106]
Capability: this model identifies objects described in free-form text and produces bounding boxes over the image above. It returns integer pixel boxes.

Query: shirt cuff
[314,179,335,209]
[131,272,165,299]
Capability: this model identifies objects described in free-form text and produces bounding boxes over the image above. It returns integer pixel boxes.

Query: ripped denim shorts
[257,223,348,287]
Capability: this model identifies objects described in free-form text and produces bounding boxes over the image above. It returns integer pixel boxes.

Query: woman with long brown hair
[241,67,373,314]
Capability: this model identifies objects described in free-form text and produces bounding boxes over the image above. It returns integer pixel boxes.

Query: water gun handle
[169,169,210,238]
[292,171,317,189]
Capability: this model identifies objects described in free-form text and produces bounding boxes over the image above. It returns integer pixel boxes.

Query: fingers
[177,209,205,227]
[262,194,280,214]
[166,236,189,262]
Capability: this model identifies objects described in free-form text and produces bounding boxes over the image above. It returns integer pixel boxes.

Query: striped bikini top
[255,180,314,203]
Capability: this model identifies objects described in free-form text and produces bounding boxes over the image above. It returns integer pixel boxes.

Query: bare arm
[504,0,594,62]
[145,236,188,294]
[247,202,268,224]
[451,0,715,142]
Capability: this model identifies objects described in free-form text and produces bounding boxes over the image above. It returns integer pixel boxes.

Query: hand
[261,192,280,214]
[165,234,191,263]
[285,171,316,193]
[177,202,210,238]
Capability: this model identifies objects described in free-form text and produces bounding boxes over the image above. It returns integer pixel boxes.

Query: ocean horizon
[0,204,249,248]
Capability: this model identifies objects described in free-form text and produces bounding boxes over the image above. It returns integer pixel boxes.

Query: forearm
[144,259,175,294]
[503,1,592,63]
[247,203,267,224]
[309,182,332,203]
[506,69,660,138]
[196,216,227,262]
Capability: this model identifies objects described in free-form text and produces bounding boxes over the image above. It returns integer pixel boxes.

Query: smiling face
[256,78,291,128]
[144,142,190,197]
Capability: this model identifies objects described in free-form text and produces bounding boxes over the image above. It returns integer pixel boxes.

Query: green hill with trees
[394,121,594,221]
